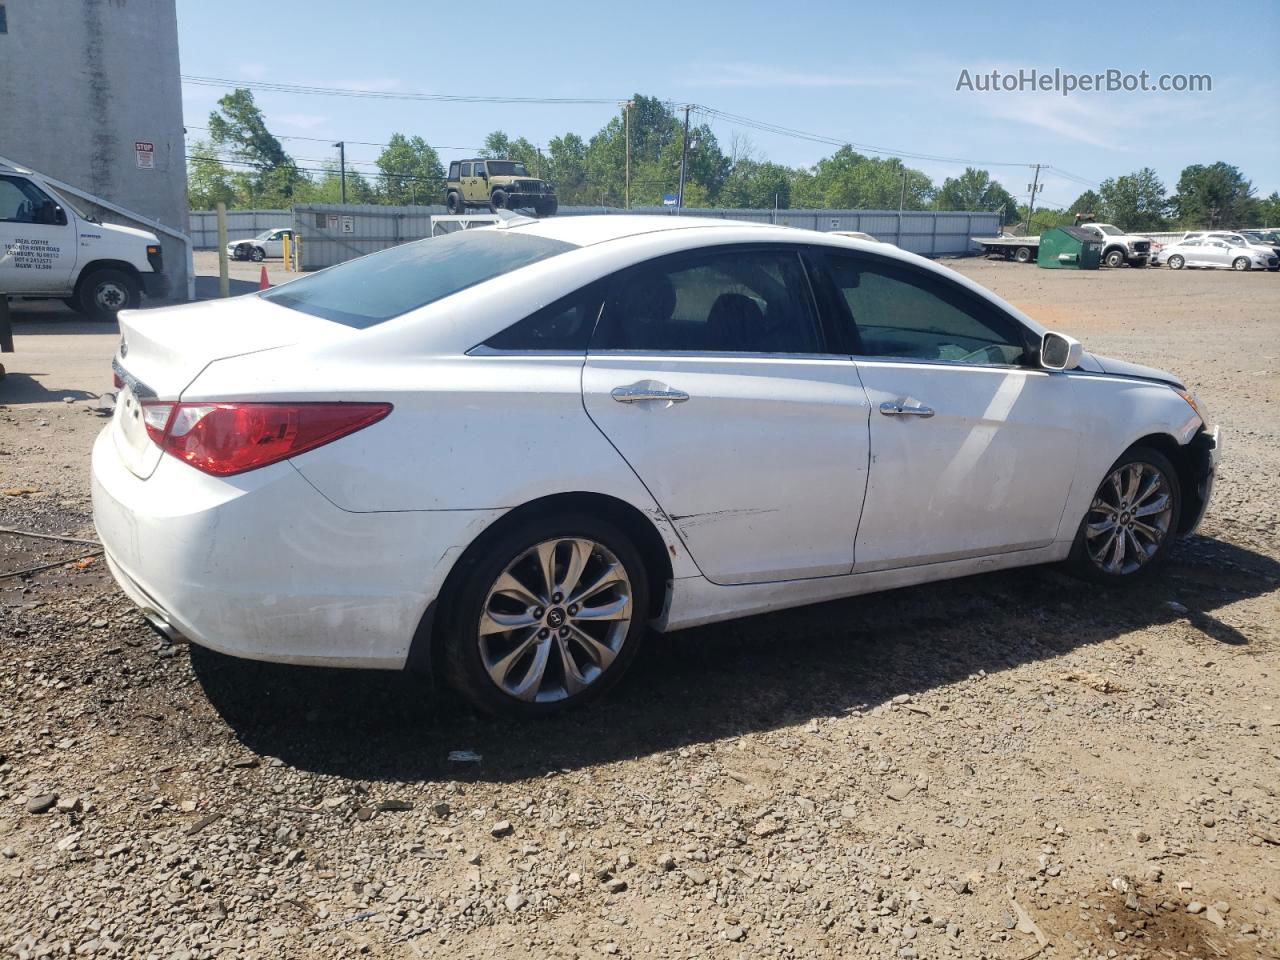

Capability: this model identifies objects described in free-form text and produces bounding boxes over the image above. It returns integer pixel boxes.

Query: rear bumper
[90,427,500,669]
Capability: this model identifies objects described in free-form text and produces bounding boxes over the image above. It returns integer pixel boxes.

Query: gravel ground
[1,257,1277,960]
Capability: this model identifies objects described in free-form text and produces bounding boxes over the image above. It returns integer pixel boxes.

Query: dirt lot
[1,258,1277,960]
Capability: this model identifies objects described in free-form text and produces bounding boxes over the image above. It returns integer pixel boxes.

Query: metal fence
[188,209,291,249]
[196,204,1005,269]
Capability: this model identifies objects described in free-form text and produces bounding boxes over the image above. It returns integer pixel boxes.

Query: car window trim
[810,246,1039,368]
[588,242,842,358]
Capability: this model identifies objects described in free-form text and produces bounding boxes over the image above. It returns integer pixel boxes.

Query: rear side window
[482,283,603,352]
[591,248,823,354]
[448,161,460,179]
[261,229,576,328]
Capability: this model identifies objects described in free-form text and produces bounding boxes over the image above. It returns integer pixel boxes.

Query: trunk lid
[109,295,352,479]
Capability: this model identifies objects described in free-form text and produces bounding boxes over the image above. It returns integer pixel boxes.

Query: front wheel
[442,514,650,717]
[1232,257,1250,271]
[78,268,140,322]
[489,189,508,212]
[250,246,265,262]
[1167,254,1185,270]
[1067,446,1181,584]
[1104,249,1125,268]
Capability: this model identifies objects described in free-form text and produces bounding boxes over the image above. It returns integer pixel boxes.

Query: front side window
[0,176,60,224]
[474,162,486,177]
[823,253,1029,366]
[591,248,823,354]
[261,229,577,328]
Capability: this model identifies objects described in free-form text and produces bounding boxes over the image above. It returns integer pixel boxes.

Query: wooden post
[216,202,230,299]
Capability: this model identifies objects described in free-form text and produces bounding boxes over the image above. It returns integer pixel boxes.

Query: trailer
[972,234,1041,263]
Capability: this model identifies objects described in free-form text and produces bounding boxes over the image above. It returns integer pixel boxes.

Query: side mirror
[1040,331,1083,371]
[53,205,68,226]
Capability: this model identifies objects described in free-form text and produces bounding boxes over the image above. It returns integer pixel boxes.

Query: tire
[489,189,508,212]
[1232,257,1250,271]
[1014,246,1032,263]
[1104,249,1125,268]
[250,246,265,263]
[535,199,558,217]
[441,512,650,718]
[77,268,139,322]
[1167,255,1185,270]
[446,191,464,214]
[1066,446,1182,585]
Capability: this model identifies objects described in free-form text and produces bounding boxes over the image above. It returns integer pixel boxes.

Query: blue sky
[177,0,1279,204]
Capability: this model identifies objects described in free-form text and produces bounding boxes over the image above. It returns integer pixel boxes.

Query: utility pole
[897,164,908,245]
[621,100,634,209]
[677,104,692,214]
[334,141,347,204]
[1025,163,1042,232]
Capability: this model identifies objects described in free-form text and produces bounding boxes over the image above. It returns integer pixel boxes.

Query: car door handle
[879,400,934,418]
[611,384,690,404]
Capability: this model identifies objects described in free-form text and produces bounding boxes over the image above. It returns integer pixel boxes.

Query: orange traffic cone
[259,265,270,290]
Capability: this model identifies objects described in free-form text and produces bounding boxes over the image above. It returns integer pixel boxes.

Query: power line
[182,75,618,105]
[185,125,484,152]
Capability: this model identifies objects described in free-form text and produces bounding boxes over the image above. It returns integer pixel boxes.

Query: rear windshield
[260,229,576,328]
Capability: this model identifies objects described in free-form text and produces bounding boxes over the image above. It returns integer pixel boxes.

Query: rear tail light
[139,401,391,476]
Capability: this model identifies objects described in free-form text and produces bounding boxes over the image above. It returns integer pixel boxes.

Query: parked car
[227,228,293,262]
[445,159,557,216]
[1162,236,1278,271]
[1077,223,1151,267]
[0,160,167,320]
[93,216,1219,717]
[829,230,883,243]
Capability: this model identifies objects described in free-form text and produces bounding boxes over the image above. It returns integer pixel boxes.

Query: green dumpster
[1037,226,1102,269]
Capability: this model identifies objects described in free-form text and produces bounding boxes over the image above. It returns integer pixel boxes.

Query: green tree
[1172,162,1256,228]
[375,133,445,205]
[1258,191,1280,227]
[546,133,590,205]
[1068,190,1101,218]
[207,88,304,203]
[1096,167,1169,231]
[186,139,237,210]
[792,147,932,210]
[937,167,1019,222]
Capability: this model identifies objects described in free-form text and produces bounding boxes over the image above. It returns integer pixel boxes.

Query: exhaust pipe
[141,608,185,643]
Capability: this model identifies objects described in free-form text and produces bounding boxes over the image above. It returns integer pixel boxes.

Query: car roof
[504,214,775,247]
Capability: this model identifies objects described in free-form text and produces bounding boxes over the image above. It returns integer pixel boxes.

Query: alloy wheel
[478,538,633,703]
[1085,462,1174,575]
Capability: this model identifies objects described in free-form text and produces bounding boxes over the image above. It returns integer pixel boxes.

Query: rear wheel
[250,246,265,262]
[1014,246,1032,263]
[442,513,649,718]
[446,191,464,214]
[1067,446,1181,584]
[1167,254,1185,270]
[77,268,139,322]
[1232,257,1250,271]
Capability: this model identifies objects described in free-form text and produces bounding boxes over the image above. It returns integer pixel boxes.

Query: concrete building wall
[0,0,189,298]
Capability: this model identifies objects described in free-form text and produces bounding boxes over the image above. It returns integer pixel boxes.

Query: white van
[0,162,168,320]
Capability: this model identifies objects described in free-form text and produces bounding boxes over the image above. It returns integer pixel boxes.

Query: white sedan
[1160,236,1278,271]
[226,228,293,262]
[93,216,1220,716]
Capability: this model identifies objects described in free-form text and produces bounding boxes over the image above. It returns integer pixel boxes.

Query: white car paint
[227,228,293,260]
[92,216,1218,677]
[1161,236,1277,271]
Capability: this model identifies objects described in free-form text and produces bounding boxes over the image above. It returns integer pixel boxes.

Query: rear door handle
[879,400,934,418]
[611,383,690,404]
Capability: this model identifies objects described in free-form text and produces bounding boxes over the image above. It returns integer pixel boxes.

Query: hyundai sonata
[92,215,1220,716]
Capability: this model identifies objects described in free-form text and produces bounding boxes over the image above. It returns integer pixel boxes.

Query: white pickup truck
[1,162,168,320]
